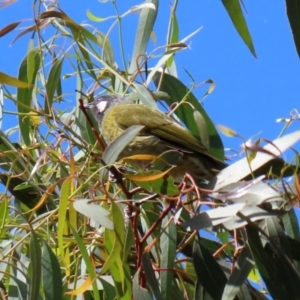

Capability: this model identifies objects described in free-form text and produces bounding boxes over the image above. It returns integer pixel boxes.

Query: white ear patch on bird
[96,101,108,113]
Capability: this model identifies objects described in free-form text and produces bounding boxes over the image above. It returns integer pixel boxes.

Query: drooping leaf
[222,0,257,57]
[17,49,41,146]
[44,58,63,115]
[286,0,300,59]
[246,225,300,299]
[193,237,227,299]
[100,125,144,181]
[160,212,176,300]
[128,0,158,74]
[221,246,254,300]
[29,232,42,300]
[41,240,63,300]
[69,226,100,300]
[142,252,162,300]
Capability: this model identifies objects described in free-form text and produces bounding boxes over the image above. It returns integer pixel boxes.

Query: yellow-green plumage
[85,95,226,182]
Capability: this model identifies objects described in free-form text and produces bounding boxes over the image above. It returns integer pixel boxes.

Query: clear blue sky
[0,0,299,154]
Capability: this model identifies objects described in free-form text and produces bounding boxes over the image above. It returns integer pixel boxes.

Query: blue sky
[0,0,299,154]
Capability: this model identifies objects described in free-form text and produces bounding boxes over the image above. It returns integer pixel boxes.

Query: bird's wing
[113,104,214,156]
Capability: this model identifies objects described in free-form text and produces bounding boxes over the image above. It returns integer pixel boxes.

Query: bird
[84,95,226,183]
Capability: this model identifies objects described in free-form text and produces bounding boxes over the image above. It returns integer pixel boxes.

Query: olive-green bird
[84,95,226,183]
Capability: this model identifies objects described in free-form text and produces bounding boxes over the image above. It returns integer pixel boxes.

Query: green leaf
[100,125,144,181]
[152,72,224,160]
[40,11,97,79]
[193,110,210,150]
[101,205,132,299]
[166,5,179,68]
[282,208,300,240]
[69,225,100,300]
[123,221,134,261]
[17,49,41,146]
[133,271,153,300]
[221,246,254,300]
[222,0,256,57]
[192,237,227,299]
[246,225,300,299]
[0,71,33,88]
[29,232,42,300]
[100,202,125,274]
[160,212,176,300]
[266,217,291,257]
[286,0,300,59]
[134,83,157,108]
[128,0,158,74]
[98,277,117,299]
[57,178,71,265]
[95,30,115,67]
[42,240,63,300]
[0,198,8,238]
[142,252,162,300]
[73,199,113,230]
[86,9,108,22]
[45,58,63,115]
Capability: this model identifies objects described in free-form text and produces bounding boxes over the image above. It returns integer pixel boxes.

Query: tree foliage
[0,1,299,299]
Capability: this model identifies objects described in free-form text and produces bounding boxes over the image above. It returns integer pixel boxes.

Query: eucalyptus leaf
[152,71,224,159]
[212,130,300,190]
[133,271,153,300]
[222,247,254,300]
[134,83,157,107]
[286,0,300,59]
[222,0,256,57]
[100,125,144,181]
[73,199,113,230]
[128,0,158,74]
[182,203,246,231]
[193,237,227,299]
[160,212,176,300]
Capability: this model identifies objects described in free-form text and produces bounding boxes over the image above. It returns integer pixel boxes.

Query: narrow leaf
[0,21,20,37]
[222,246,254,300]
[73,199,113,230]
[42,241,63,300]
[286,0,300,59]
[133,271,153,300]
[160,212,176,300]
[69,226,100,300]
[100,125,144,181]
[128,0,158,74]
[193,237,227,299]
[29,232,42,300]
[45,58,63,115]
[142,252,162,300]
[17,49,40,146]
[0,71,32,88]
[213,130,300,190]
[222,0,256,57]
